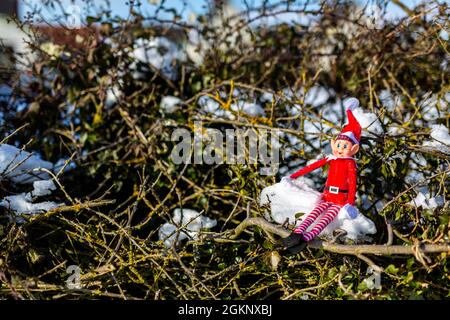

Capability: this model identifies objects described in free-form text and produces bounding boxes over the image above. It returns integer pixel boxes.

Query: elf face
[331,138,359,158]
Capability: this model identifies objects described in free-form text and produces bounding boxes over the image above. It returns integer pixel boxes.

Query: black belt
[324,186,348,194]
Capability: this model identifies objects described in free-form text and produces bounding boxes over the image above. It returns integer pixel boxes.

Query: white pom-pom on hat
[340,97,362,143]
[344,97,359,111]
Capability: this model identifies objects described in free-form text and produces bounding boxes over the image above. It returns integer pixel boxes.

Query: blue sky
[19,0,449,24]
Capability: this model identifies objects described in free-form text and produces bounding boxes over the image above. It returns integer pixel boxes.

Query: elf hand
[343,203,358,219]
[281,176,292,183]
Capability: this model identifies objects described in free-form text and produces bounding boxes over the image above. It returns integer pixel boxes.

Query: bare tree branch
[232,217,450,256]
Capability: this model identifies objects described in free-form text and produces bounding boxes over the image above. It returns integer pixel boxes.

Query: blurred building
[0,0,17,16]
[1,0,103,81]
[0,0,23,80]
[34,25,101,52]
[0,0,244,80]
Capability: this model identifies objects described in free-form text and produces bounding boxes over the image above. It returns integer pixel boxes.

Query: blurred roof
[32,25,101,49]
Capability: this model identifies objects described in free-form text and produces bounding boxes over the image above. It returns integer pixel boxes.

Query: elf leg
[293,201,332,234]
[282,201,333,249]
[302,203,342,242]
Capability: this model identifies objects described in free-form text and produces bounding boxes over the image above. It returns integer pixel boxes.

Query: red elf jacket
[290,155,357,206]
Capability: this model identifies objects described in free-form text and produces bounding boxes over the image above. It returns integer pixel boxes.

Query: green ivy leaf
[385,264,399,275]
[295,212,306,218]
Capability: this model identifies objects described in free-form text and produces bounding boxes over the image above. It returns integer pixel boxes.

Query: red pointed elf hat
[337,97,362,145]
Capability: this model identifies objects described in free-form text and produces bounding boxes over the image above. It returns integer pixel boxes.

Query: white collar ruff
[326,155,356,161]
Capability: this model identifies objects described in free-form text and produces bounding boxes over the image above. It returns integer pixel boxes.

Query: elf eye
[337,143,341,148]
[344,144,348,149]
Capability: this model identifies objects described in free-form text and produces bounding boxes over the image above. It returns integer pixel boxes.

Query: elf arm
[346,160,357,205]
[290,158,329,179]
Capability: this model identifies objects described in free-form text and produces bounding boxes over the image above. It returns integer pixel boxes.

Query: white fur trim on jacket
[326,154,356,161]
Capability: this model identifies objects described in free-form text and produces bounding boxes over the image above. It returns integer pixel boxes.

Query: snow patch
[131,37,185,80]
[422,124,450,154]
[105,85,122,108]
[31,179,57,197]
[230,101,265,117]
[0,144,53,184]
[158,208,217,248]
[0,144,63,222]
[0,179,62,222]
[199,95,264,119]
[160,96,182,113]
[0,194,60,216]
[409,188,444,210]
[259,178,376,241]
[304,86,331,107]
[260,91,274,102]
[352,108,384,137]
[260,177,321,225]
[379,90,402,111]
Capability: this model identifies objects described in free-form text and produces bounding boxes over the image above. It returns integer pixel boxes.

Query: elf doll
[282,97,362,253]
